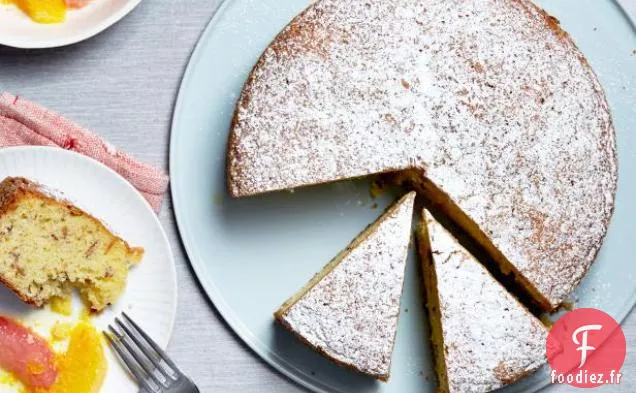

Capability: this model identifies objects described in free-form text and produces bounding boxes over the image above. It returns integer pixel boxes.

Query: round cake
[227,0,617,311]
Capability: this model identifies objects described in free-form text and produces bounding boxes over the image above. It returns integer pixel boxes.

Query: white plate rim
[0,145,178,349]
[0,0,143,49]
[169,1,636,392]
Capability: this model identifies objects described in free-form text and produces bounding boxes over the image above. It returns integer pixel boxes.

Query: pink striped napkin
[0,93,169,213]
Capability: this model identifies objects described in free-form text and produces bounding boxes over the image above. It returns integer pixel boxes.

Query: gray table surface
[0,1,634,392]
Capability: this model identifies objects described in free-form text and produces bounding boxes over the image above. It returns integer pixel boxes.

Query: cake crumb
[50,296,73,316]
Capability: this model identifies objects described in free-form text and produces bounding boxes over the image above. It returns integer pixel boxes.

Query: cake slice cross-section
[275,191,416,381]
[0,177,143,312]
[417,210,547,393]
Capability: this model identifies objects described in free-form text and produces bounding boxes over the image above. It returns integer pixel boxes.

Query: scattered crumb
[632,49,636,55]
[311,371,316,376]
[356,200,364,206]
[404,308,409,313]
[371,203,378,209]
[593,27,597,31]
[50,296,73,316]
[288,188,296,194]
[369,179,389,198]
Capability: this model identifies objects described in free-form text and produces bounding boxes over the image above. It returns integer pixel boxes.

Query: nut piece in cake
[0,177,143,312]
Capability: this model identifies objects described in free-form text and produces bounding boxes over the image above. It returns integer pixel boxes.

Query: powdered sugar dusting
[229,0,617,309]
[280,192,415,378]
[425,213,547,393]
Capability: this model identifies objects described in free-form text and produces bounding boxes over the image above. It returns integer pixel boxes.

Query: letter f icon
[572,324,602,368]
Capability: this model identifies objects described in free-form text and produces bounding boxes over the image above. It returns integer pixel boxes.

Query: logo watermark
[546,308,626,388]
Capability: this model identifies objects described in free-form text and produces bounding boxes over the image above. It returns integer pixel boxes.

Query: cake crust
[227,0,617,310]
[0,178,50,307]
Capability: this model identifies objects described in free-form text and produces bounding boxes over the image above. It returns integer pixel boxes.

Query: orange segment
[47,322,107,393]
[13,0,66,24]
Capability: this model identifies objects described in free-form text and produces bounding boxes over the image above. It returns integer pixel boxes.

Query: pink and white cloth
[0,92,169,213]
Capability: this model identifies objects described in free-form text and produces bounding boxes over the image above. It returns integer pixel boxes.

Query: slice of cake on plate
[417,209,547,393]
[275,191,416,381]
[0,177,143,312]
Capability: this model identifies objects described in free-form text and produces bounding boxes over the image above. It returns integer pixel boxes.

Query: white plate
[0,0,142,49]
[170,0,636,392]
[0,146,177,393]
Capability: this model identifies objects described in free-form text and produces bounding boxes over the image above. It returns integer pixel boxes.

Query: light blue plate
[170,1,636,392]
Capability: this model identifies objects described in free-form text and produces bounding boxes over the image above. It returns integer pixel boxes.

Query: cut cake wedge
[417,209,547,393]
[275,191,416,381]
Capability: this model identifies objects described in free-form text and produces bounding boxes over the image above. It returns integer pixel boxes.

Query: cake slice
[417,210,547,393]
[275,191,416,381]
[0,177,143,312]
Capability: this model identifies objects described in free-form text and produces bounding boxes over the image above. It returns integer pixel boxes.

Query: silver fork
[105,312,199,393]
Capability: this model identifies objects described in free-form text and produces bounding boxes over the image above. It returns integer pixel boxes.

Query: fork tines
[105,312,179,393]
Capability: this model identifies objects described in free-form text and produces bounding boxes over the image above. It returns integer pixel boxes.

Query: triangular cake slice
[275,192,416,381]
[417,209,547,393]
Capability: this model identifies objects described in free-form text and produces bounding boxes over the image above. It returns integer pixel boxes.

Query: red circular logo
[546,308,626,388]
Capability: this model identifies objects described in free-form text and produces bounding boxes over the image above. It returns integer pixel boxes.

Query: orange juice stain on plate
[50,322,72,343]
[0,371,26,392]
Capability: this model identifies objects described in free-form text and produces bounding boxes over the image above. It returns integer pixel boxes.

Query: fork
[105,312,199,393]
